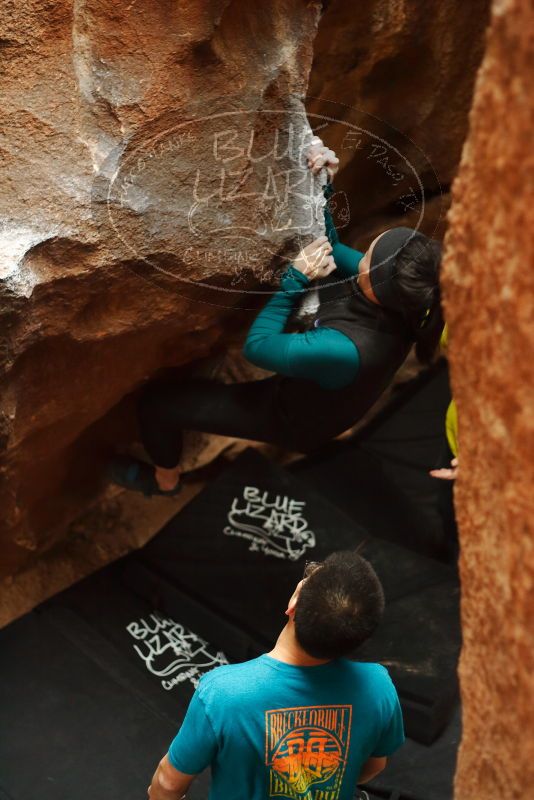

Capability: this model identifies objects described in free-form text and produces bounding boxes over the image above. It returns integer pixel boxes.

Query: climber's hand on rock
[293,236,335,280]
[306,137,339,181]
[430,458,459,481]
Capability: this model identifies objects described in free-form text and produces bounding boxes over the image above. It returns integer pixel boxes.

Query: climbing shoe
[107,455,182,497]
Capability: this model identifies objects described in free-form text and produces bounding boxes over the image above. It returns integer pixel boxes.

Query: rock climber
[109,137,443,496]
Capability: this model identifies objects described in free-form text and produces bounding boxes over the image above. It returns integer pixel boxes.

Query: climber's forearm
[243,266,309,370]
[331,242,365,278]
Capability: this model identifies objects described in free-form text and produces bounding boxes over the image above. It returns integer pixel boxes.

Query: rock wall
[308,0,491,246]
[0,0,494,616]
[0,0,324,582]
[441,0,534,795]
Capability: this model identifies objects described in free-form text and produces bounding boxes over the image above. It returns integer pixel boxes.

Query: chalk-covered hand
[293,236,335,280]
[306,137,339,181]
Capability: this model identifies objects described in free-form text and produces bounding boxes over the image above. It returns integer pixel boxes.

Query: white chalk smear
[0,223,59,295]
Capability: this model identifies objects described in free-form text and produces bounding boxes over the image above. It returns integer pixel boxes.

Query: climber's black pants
[138,375,354,468]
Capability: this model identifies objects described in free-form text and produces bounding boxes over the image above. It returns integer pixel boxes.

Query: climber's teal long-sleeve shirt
[243,188,365,389]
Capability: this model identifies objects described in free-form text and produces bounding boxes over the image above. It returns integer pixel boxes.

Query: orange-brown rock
[308,0,491,243]
[0,0,325,582]
[441,0,534,795]
[0,0,502,627]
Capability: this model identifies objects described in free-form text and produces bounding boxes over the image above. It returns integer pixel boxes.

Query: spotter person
[147,551,404,800]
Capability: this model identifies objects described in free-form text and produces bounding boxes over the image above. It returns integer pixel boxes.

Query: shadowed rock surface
[307,0,491,246]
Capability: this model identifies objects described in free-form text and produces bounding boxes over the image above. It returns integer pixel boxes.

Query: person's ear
[285,580,304,618]
[285,594,297,618]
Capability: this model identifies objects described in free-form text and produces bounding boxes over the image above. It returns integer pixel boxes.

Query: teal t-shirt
[168,655,404,800]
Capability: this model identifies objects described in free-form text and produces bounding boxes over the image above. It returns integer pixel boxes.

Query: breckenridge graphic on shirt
[265,705,352,800]
[223,485,316,560]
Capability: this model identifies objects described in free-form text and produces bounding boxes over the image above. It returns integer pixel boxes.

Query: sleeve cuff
[323,182,335,199]
[167,748,187,772]
[281,265,311,293]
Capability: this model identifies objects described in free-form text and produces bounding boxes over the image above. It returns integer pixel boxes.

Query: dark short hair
[395,235,444,363]
[294,551,385,660]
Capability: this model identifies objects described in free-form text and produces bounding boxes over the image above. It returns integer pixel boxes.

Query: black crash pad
[362,790,426,799]
[368,704,461,800]
[292,363,454,561]
[0,581,220,800]
[133,447,460,744]
[45,562,230,703]
[0,561,459,800]
[358,583,461,744]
